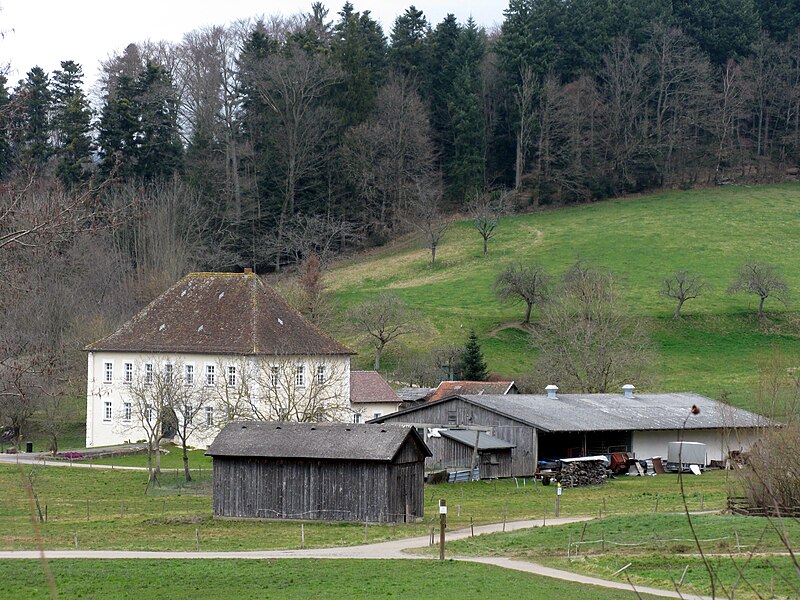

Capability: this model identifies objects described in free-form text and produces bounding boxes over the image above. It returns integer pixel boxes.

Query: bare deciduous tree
[407,182,449,265]
[662,270,706,319]
[728,261,789,321]
[467,190,507,256]
[531,262,654,393]
[495,262,552,324]
[347,293,421,370]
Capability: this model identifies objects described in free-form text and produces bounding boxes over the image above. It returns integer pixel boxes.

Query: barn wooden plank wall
[213,457,425,523]
[424,435,513,479]
[380,398,537,476]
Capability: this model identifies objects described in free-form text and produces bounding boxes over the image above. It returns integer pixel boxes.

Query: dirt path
[0,516,711,599]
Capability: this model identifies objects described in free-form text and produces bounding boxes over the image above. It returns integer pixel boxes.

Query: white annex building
[85,271,353,448]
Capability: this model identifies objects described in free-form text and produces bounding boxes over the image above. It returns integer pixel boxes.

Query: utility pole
[439,498,447,560]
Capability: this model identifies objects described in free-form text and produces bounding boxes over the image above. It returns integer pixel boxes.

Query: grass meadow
[323,183,800,409]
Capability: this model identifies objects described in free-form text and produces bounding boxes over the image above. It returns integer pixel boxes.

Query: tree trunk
[183,444,192,482]
[758,295,766,320]
[672,299,685,320]
[374,344,383,371]
[430,244,436,265]
[483,236,488,256]
[524,301,533,324]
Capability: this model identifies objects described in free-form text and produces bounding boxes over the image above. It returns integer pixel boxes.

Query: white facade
[86,350,351,448]
[631,428,762,465]
[351,401,402,423]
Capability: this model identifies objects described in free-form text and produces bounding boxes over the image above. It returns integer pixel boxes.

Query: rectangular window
[123,402,132,422]
[145,404,155,422]
[206,365,216,386]
[227,365,237,387]
[144,363,154,385]
[103,401,112,422]
[103,361,113,384]
[270,366,279,386]
[295,365,305,387]
[185,405,193,425]
[317,365,326,384]
[205,405,214,426]
[164,363,173,383]
[447,410,457,425]
[353,413,361,424]
[123,363,133,384]
[185,364,194,386]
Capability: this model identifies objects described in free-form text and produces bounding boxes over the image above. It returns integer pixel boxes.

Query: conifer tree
[0,74,14,180]
[459,330,488,381]
[14,66,52,171]
[389,6,429,79]
[51,61,92,187]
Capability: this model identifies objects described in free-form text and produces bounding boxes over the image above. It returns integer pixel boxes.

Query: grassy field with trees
[329,183,800,409]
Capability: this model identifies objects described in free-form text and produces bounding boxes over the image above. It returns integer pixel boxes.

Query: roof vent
[545,384,558,399]
[622,384,636,399]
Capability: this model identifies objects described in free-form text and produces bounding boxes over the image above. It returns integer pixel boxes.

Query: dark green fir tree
[459,330,488,381]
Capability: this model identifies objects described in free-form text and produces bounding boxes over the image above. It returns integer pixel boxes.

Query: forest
[3,0,800,444]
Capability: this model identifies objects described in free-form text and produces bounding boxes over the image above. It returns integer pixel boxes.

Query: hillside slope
[326,184,800,409]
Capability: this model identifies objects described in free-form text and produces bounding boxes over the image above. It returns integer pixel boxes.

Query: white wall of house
[631,428,762,464]
[86,351,351,448]
[350,401,401,423]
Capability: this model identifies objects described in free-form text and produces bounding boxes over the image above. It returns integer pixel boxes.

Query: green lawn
[323,183,800,408]
[1,464,734,551]
[1,559,661,600]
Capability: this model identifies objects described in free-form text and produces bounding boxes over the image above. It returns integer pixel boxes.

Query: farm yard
[4,459,793,599]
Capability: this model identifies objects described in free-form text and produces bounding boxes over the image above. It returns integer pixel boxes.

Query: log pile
[559,460,608,487]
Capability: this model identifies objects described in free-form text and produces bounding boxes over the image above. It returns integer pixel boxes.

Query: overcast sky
[1,1,506,94]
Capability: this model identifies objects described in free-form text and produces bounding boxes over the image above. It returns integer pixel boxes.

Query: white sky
[1,1,505,94]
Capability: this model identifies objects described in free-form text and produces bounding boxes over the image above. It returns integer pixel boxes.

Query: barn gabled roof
[427,381,516,403]
[350,371,399,405]
[372,392,770,433]
[86,272,352,356]
[206,421,431,461]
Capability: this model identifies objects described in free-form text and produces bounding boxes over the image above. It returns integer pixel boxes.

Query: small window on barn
[205,405,214,426]
[490,453,499,465]
[185,364,194,386]
[103,361,113,384]
[295,365,305,387]
[103,401,112,422]
[144,363,154,385]
[227,365,237,387]
[353,413,361,423]
[206,364,216,386]
[123,363,133,384]
[447,410,457,425]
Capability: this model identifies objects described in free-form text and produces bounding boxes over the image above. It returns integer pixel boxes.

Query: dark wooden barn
[206,421,431,523]
[426,429,515,479]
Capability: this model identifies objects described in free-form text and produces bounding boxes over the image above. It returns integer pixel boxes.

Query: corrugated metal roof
[456,393,769,432]
[374,392,770,432]
[206,421,431,460]
[439,429,516,450]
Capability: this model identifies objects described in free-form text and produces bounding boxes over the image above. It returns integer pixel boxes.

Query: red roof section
[427,381,515,403]
[87,272,352,356]
[350,371,400,405]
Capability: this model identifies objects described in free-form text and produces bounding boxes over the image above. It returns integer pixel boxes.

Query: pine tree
[459,330,488,381]
[14,66,52,171]
[51,61,92,187]
[389,5,429,79]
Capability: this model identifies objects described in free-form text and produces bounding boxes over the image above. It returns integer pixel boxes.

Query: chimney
[622,384,635,399]
[545,384,558,399]
[244,267,253,274]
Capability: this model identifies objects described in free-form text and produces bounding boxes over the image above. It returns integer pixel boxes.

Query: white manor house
[85,271,353,448]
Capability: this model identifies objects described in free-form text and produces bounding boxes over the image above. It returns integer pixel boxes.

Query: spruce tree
[52,61,92,187]
[459,330,488,381]
[0,74,14,180]
[14,66,52,170]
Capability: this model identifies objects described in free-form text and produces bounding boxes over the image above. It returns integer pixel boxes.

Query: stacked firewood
[559,460,608,487]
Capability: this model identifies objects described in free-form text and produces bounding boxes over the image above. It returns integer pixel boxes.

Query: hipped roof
[206,421,432,461]
[375,392,770,433]
[86,272,352,356]
[350,371,400,405]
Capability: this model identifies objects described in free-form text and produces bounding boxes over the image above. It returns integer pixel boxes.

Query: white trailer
[665,441,707,472]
